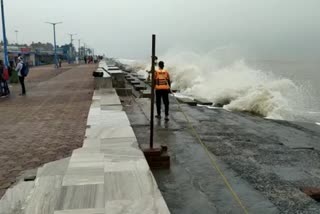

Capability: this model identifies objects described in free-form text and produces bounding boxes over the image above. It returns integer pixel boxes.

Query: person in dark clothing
[0,60,10,97]
[154,61,171,121]
[16,57,26,96]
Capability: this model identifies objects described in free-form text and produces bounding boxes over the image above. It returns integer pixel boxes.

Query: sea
[117,52,320,124]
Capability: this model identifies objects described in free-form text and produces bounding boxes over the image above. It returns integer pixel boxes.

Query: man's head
[18,56,23,62]
[158,61,164,69]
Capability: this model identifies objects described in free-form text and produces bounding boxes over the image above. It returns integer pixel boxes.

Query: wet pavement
[122,95,320,214]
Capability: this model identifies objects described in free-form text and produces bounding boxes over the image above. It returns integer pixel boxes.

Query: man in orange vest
[154,61,171,121]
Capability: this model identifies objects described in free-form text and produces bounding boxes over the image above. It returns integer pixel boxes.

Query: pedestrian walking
[154,61,171,121]
[16,57,28,96]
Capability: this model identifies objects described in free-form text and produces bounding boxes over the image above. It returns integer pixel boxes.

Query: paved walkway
[0,64,96,197]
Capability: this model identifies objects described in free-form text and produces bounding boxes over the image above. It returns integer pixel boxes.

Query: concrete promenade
[0,64,95,198]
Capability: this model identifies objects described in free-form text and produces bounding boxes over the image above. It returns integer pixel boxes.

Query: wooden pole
[149,34,156,149]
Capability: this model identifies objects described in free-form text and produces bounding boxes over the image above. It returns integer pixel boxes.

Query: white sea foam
[159,50,315,120]
[118,50,316,121]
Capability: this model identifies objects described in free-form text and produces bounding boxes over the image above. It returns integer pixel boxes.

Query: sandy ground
[0,63,96,197]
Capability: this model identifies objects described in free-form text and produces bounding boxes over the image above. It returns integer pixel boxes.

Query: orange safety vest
[155,69,170,90]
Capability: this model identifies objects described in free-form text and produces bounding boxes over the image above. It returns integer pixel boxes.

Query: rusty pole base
[301,187,320,202]
[140,144,170,169]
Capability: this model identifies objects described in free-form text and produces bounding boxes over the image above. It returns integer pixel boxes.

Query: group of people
[0,56,28,98]
[83,55,104,64]
[83,56,95,64]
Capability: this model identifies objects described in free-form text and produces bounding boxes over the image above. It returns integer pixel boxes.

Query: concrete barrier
[94,68,113,89]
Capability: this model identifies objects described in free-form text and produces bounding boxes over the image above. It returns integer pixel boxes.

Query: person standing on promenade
[154,61,171,121]
[0,60,10,98]
[15,57,27,96]
[59,58,62,67]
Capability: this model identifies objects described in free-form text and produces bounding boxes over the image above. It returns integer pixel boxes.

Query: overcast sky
[2,0,319,60]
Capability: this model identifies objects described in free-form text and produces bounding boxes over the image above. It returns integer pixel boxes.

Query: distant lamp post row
[1,1,93,70]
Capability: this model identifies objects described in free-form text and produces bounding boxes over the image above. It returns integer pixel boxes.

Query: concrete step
[176,97,197,106]
[131,81,141,85]
[134,84,147,91]
[194,98,213,105]
[140,90,151,98]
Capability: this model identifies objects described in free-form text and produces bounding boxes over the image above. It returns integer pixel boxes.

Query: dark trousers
[19,76,26,94]
[3,80,9,95]
[156,90,169,116]
[0,80,10,95]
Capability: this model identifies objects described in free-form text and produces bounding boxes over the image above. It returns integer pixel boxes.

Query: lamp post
[78,39,81,62]
[46,22,62,68]
[83,43,87,56]
[1,0,9,69]
[68,33,76,63]
[14,30,18,44]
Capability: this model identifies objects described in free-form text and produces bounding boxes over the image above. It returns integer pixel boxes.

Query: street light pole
[14,30,18,44]
[1,0,9,69]
[68,33,76,63]
[78,39,81,61]
[83,43,86,56]
[46,22,62,68]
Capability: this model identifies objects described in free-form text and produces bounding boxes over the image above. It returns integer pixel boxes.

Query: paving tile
[37,158,70,177]
[101,105,123,111]
[23,176,63,214]
[86,112,129,126]
[68,161,104,169]
[104,170,158,201]
[54,209,104,214]
[101,147,144,158]
[88,107,102,117]
[100,94,121,106]
[104,154,145,163]
[0,181,35,214]
[62,175,104,186]
[92,95,101,101]
[66,166,104,176]
[104,126,136,139]
[104,159,149,173]
[72,147,101,154]
[105,194,170,214]
[86,126,135,139]
[100,137,138,149]
[55,184,104,210]
[94,88,117,96]
[100,137,137,145]
[70,152,104,162]
[91,101,101,108]
[82,138,100,148]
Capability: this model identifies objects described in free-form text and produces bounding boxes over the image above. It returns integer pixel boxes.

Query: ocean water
[117,52,320,124]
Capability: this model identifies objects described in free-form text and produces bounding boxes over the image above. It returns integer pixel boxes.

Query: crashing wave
[117,50,315,121]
